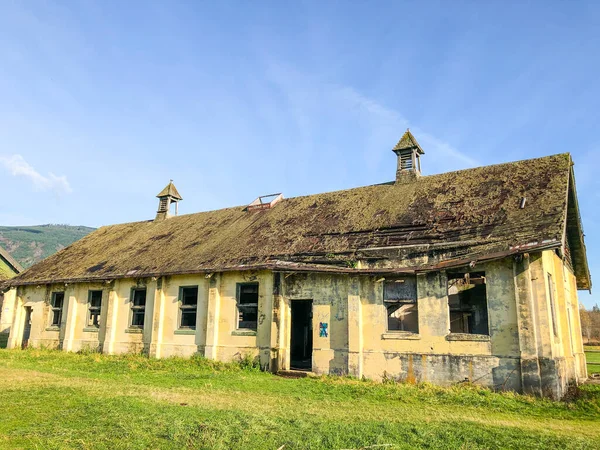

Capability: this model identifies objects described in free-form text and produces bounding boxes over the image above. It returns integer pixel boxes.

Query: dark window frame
[178,286,198,330]
[447,272,489,335]
[130,288,147,329]
[87,290,103,328]
[383,278,419,333]
[50,292,64,327]
[236,282,259,331]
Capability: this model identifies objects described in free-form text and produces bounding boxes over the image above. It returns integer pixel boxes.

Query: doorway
[290,300,313,370]
[21,307,32,349]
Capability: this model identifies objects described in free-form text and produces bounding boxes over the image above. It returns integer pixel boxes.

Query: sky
[1,1,599,307]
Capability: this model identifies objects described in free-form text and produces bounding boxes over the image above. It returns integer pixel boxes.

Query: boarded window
[88,290,102,327]
[447,272,489,335]
[548,273,558,337]
[50,292,64,327]
[400,152,414,170]
[237,283,258,330]
[179,286,198,329]
[158,197,169,212]
[130,288,146,328]
[384,278,418,333]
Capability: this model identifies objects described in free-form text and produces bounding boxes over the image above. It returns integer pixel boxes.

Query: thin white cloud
[0,154,72,194]
[331,85,480,168]
[264,60,479,174]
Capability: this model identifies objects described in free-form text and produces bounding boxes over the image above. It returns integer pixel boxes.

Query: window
[87,290,102,328]
[50,292,64,327]
[447,272,489,335]
[179,286,198,329]
[237,283,258,330]
[130,288,146,328]
[547,274,558,337]
[384,277,418,333]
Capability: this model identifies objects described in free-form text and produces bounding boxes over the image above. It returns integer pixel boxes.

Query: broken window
[179,286,198,329]
[130,288,146,328]
[447,272,489,335]
[87,290,102,328]
[237,283,258,330]
[50,292,64,327]
[547,273,558,337]
[384,277,418,333]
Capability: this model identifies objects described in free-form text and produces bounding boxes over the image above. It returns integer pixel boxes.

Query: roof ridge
[87,153,572,229]
[417,152,571,181]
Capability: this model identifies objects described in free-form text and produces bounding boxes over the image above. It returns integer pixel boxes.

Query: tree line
[580,304,600,345]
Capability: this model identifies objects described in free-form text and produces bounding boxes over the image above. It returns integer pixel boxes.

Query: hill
[0,225,95,269]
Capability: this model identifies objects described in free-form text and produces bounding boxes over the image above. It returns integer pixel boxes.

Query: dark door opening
[22,307,32,349]
[290,300,313,370]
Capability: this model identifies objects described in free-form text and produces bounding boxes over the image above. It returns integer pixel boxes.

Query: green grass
[586,349,600,375]
[0,349,599,449]
[0,224,94,268]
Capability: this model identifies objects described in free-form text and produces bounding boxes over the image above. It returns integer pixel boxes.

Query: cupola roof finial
[392,129,424,155]
[156,180,182,200]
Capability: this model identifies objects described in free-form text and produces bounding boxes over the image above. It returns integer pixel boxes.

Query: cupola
[155,180,182,221]
[392,129,424,184]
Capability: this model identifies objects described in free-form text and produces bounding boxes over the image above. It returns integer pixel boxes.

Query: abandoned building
[1,131,590,398]
[0,245,23,347]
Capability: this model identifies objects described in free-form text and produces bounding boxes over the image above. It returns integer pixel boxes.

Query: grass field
[0,350,599,450]
[586,348,600,375]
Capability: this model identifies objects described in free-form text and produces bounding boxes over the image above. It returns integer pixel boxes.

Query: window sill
[382,332,421,340]
[232,329,257,337]
[125,328,143,334]
[83,327,99,333]
[174,329,196,335]
[45,326,60,332]
[446,333,490,342]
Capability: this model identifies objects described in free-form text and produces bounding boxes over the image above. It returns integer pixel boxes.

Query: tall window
[237,283,258,330]
[50,292,64,327]
[547,273,558,337]
[179,286,198,329]
[130,288,146,328]
[447,272,489,335]
[384,278,418,333]
[87,290,102,328]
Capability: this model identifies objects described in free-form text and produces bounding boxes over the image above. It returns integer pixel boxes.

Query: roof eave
[4,242,562,288]
[565,163,592,290]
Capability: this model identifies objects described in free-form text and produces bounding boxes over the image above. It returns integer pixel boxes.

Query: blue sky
[1,1,599,307]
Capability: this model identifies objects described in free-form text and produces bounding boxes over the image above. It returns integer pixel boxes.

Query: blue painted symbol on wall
[319,322,328,338]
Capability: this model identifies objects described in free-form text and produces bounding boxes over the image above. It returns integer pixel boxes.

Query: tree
[580,305,592,343]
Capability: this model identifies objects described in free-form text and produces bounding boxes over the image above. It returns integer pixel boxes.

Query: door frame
[288,299,313,371]
[21,306,33,349]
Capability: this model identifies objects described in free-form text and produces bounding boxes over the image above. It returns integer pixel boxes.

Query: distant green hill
[0,225,95,269]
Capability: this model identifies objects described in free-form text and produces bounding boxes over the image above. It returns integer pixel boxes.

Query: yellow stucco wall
[0,257,20,347]
[5,252,586,396]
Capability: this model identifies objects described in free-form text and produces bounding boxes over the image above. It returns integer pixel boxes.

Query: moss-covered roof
[7,153,590,289]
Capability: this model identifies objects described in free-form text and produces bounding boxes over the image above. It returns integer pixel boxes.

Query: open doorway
[21,307,32,349]
[290,300,313,370]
